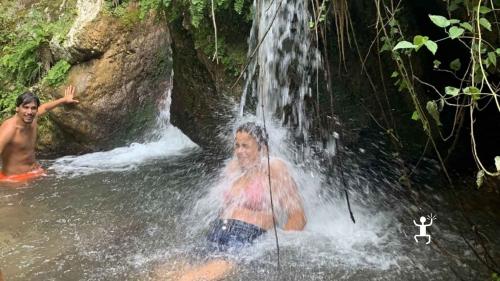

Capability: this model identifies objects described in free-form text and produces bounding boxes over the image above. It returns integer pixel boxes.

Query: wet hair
[16,92,40,107]
[236,122,268,149]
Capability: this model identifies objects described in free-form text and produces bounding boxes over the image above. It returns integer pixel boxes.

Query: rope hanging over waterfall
[260,97,282,271]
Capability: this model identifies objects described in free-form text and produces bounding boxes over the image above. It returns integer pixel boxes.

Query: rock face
[168,18,233,149]
[50,0,107,63]
[38,4,172,155]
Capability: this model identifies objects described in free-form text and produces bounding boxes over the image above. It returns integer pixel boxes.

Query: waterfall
[50,71,197,177]
[226,0,402,270]
[240,0,322,141]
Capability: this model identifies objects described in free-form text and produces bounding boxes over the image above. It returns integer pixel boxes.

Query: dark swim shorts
[207,219,266,252]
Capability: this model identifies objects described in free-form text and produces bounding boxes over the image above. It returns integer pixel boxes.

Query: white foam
[50,126,197,177]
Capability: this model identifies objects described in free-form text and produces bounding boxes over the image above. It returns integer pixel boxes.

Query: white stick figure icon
[414,214,436,244]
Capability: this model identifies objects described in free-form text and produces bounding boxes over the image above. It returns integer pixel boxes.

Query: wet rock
[50,0,107,63]
[38,6,172,155]
[168,18,233,149]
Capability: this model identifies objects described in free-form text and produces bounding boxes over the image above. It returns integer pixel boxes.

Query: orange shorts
[0,167,46,182]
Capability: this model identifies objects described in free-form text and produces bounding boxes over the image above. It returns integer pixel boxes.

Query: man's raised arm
[37,85,79,116]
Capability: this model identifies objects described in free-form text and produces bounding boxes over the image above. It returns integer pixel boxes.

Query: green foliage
[0,2,76,119]
[385,0,500,183]
[0,38,43,85]
[43,60,72,87]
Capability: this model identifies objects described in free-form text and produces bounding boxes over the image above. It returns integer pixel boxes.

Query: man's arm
[37,85,79,116]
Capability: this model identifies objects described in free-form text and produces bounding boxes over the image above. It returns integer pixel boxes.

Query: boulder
[38,6,172,155]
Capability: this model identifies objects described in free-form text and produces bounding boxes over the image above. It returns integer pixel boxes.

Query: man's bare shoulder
[0,117,17,132]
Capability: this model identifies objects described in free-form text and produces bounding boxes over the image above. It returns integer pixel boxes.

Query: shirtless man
[0,85,78,177]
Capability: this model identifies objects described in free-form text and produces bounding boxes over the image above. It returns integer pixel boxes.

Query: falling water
[240,0,322,140]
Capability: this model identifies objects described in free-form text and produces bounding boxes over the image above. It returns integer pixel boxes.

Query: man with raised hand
[0,85,79,181]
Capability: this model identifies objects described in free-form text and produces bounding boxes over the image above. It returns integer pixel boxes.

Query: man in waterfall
[0,85,79,182]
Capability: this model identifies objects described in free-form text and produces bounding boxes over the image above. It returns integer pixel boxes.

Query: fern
[43,60,72,87]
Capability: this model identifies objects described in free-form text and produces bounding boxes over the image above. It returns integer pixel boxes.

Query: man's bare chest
[10,127,37,151]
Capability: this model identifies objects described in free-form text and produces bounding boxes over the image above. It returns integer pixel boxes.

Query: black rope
[336,132,356,224]
[339,160,356,223]
[260,99,281,271]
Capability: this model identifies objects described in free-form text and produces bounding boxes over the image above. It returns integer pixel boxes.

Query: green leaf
[411,111,420,121]
[234,0,244,14]
[398,80,407,92]
[479,6,491,14]
[488,52,497,67]
[466,86,480,94]
[449,19,460,24]
[309,20,315,29]
[460,22,473,32]
[479,18,492,31]
[449,26,464,39]
[391,71,399,78]
[496,48,500,55]
[495,156,500,172]
[429,14,450,28]
[379,41,391,53]
[433,59,441,68]
[393,41,416,51]
[464,86,481,100]
[445,86,460,96]
[476,170,485,188]
[424,40,438,55]
[426,100,442,126]
[413,35,428,46]
[450,58,461,72]
[449,2,459,11]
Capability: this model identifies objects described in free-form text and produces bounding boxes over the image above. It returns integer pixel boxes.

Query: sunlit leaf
[476,170,485,188]
[411,111,420,121]
[464,86,481,101]
[449,26,464,39]
[445,86,460,96]
[393,41,416,51]
[391,71,399,78]
[433,59,441,68]
[479,18,492,31]
[413,35,428,46]
[479,6,492,14]
[495,156,500,172]
[460,22,473,32]
[488,52,497,67]
[425,40,438,55]
[429,14,450,28]
[426,100,442,126]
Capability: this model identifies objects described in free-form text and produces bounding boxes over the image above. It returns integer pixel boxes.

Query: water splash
[50,71,197,177]
[185,0,405,272]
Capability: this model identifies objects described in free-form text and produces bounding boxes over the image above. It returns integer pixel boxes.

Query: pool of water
[1,127,498,281]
